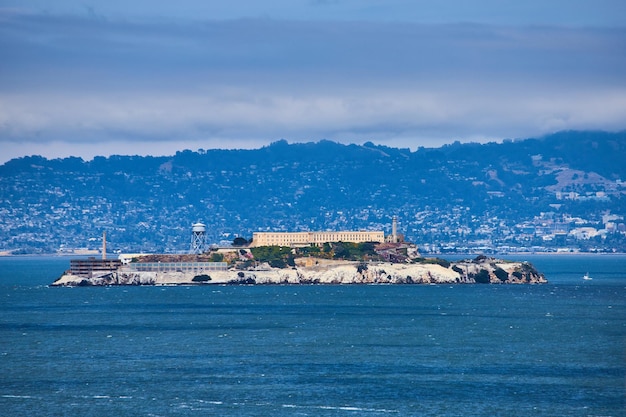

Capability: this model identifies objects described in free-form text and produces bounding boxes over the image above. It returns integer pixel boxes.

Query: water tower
[190,222,206,254]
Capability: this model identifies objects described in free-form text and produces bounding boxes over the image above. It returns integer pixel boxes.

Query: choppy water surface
[1,255,624,416]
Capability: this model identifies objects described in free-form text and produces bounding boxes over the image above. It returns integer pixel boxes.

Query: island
[51,242,546,286]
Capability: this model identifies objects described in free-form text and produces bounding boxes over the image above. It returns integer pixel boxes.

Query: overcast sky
[1,0,625,162]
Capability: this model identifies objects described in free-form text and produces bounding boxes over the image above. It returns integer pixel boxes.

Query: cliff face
[51,257,546,286]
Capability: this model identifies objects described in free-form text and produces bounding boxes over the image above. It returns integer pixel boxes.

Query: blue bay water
[1,255,624,416]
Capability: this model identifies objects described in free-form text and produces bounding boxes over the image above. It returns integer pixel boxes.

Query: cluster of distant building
[190,216,402,253]
[68,217,405,279]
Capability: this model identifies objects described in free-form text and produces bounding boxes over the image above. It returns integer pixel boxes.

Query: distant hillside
[1,131,624,254]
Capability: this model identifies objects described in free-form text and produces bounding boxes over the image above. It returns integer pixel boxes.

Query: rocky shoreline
[52,256,546,286]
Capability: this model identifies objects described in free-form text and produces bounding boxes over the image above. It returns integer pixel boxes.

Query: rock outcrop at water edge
[51,256,546,286]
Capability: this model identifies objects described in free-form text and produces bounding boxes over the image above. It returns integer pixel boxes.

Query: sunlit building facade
[251,231,385,247]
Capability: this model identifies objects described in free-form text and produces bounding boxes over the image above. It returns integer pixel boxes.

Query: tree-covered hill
[1,130,624,254]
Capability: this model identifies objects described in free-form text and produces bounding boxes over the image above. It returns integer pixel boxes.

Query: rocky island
[52,242,546,286]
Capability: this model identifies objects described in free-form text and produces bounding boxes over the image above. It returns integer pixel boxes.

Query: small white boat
[582,273,592,280]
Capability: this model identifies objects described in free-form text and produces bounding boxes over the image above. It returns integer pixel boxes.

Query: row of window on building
[251,231,384,247]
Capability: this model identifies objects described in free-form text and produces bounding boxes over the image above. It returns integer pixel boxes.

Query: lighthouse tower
[190,222,206,254]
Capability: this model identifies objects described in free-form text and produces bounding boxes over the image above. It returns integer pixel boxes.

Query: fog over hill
[1,131,625,254]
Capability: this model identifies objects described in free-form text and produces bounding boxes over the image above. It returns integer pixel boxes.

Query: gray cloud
[4,14,624,87]
[0,10,625,162]
[3,0,626,25]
